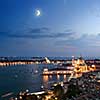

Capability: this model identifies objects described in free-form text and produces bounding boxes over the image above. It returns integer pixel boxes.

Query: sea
[0,64,68,99]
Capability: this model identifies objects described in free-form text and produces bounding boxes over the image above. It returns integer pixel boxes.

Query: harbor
[0,57,100,67]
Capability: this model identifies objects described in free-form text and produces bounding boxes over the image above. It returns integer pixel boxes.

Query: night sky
[0,0,100,57]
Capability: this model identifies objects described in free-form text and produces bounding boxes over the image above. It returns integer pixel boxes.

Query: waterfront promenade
[0,57,100,67]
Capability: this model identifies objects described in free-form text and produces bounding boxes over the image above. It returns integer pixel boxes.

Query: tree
[53,84,64,100]
[66,84,81,98]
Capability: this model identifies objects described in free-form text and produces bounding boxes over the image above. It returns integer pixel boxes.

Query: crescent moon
[36,10,41,16]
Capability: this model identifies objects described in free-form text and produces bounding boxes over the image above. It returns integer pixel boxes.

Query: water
[0,64,68,99]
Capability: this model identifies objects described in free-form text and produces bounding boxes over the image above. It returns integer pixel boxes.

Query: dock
[42,68,73,75]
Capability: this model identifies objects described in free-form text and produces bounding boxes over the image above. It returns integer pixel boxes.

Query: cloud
[1,28,95,41]
[0,27,78,39]
[0,31,13,39]
[98,33,100,36]
[8,32,74,39]
[54,33,95,49]
[0,31,10,36]
[29,27,50,33]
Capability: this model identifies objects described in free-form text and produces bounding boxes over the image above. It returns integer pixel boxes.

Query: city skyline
[0,0,100,56]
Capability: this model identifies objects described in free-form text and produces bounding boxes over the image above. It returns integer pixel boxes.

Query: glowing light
[35,9,41,17]
[43,75,48,83]
[57,75,60,80]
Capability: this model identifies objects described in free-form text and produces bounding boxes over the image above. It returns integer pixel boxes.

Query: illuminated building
[68,56,96,81]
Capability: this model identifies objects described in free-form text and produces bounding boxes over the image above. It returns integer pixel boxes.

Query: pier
[43,68,73,75]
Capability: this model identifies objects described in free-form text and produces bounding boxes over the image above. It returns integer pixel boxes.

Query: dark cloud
[0,31,11,38]
[98,33,100,36]
[8,32,75,39]
[0,27,79,39]
[0,31,9,35]
[0,27,76,39]
[29,27,50,33]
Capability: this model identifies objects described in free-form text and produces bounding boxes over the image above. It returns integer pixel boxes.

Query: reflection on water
[43,74,68,83]
[57,74,60,80]
[43,75,49,83]
[49,75,52,79]
[43,75,49,90]
[0,64,69,99]
[64,75,67,82]
[42,74,68,90]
